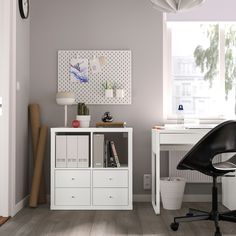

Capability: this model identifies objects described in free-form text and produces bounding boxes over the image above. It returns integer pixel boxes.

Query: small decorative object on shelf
[72,119,80,128]
[76,103,91,128]
[102,81,114,98]
[96,121,126,128]
[102,112,113,122]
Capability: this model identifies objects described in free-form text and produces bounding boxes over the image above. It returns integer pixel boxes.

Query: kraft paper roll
[29,104,46,204]
[29,104,40,157]
[29,126,48,208]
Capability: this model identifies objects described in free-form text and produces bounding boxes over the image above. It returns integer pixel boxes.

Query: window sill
[164,117,228,125]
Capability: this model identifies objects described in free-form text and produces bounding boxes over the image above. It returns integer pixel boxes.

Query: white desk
[152,127,236,214]
[151,128,211,214]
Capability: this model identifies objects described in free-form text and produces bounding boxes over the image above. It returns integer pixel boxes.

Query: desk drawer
[160,133,203,144]
[55,188,90,206]
[93,170,128,188]
[55,170,90,188]
[93,188,128,206]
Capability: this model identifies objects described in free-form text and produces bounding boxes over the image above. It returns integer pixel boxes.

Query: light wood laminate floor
[0,203,236,236]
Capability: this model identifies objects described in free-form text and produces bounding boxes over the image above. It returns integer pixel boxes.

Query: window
[166,22,236,119]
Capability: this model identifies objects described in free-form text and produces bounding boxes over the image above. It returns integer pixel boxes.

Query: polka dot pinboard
[58,50,132,104]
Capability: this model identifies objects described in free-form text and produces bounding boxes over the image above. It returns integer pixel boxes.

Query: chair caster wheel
[170,222,179,231]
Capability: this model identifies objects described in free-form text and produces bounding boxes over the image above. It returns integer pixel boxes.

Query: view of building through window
[169,23,236,118]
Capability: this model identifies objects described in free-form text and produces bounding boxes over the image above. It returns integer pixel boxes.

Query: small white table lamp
[56,92,76,127]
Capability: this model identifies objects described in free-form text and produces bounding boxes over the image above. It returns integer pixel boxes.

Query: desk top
[152,126,213,147]
[152,126,213,134]
[152,129,211,135]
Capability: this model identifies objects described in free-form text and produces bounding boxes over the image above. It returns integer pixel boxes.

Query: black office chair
[170,120,236,236]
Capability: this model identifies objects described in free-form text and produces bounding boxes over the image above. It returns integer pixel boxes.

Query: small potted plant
[102,81,114,98]
[76,103,91,128]
[115,88,124,98]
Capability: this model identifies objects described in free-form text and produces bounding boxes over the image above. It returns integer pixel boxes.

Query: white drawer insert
[93,188,128,206]
[55,170,90,188]
[160,133,204,145]
[93,170,128,188]
[55,188,90,206]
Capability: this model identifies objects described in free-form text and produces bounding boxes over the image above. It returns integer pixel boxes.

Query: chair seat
[213,161,236,171]
[213,154,236,171]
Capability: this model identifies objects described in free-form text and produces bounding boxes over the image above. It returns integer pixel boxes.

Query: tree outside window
[168,23,236,118]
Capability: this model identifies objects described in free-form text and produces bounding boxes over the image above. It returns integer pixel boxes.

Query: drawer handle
[109,196,113,199]
[71,178,75,180]
[71,196,75,198]
[108,177,113,181]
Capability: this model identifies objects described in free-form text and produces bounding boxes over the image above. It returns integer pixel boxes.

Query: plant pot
[76,115,91,128]
[160,177,186,210]
[105,89,113,98]
[116,89,124,98]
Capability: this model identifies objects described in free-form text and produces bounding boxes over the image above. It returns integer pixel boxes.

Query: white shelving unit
[50,127,133,210]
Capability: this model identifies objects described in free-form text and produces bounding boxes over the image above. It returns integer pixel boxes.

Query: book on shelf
[110,141,121,167]
[104,140,109,167]
[96,122,127,128]
[103,140,119,168]
[107,141,116,167]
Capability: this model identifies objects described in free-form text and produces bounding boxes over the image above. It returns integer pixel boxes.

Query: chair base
[171,208,236,236]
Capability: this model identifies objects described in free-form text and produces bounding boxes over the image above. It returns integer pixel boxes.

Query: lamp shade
[56,92,76,105]
[150,0,205,13]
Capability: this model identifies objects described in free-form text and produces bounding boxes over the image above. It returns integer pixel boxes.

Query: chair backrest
[177,120,236,176]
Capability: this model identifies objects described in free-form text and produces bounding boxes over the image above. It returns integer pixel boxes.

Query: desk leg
[152,131,160,214]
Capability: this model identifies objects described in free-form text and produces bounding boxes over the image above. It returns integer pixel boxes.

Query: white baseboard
[133,194,220,203]
[12,195,29,216]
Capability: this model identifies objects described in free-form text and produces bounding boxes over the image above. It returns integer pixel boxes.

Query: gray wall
[30,0,163,194]
[15,0,30,203]
[30,0,216,196]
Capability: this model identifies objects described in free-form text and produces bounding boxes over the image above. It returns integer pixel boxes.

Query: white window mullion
[164,21,175,120]
[219,24,226,103]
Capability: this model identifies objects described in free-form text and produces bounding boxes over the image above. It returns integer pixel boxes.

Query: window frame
[163,21,236,122]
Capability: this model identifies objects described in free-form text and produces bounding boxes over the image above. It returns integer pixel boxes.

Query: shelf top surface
[54,167,129,170]
[51,127,133,132]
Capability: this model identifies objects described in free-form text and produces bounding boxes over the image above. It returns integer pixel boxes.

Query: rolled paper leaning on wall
[29,126,48,208]
[29,104,46,204]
